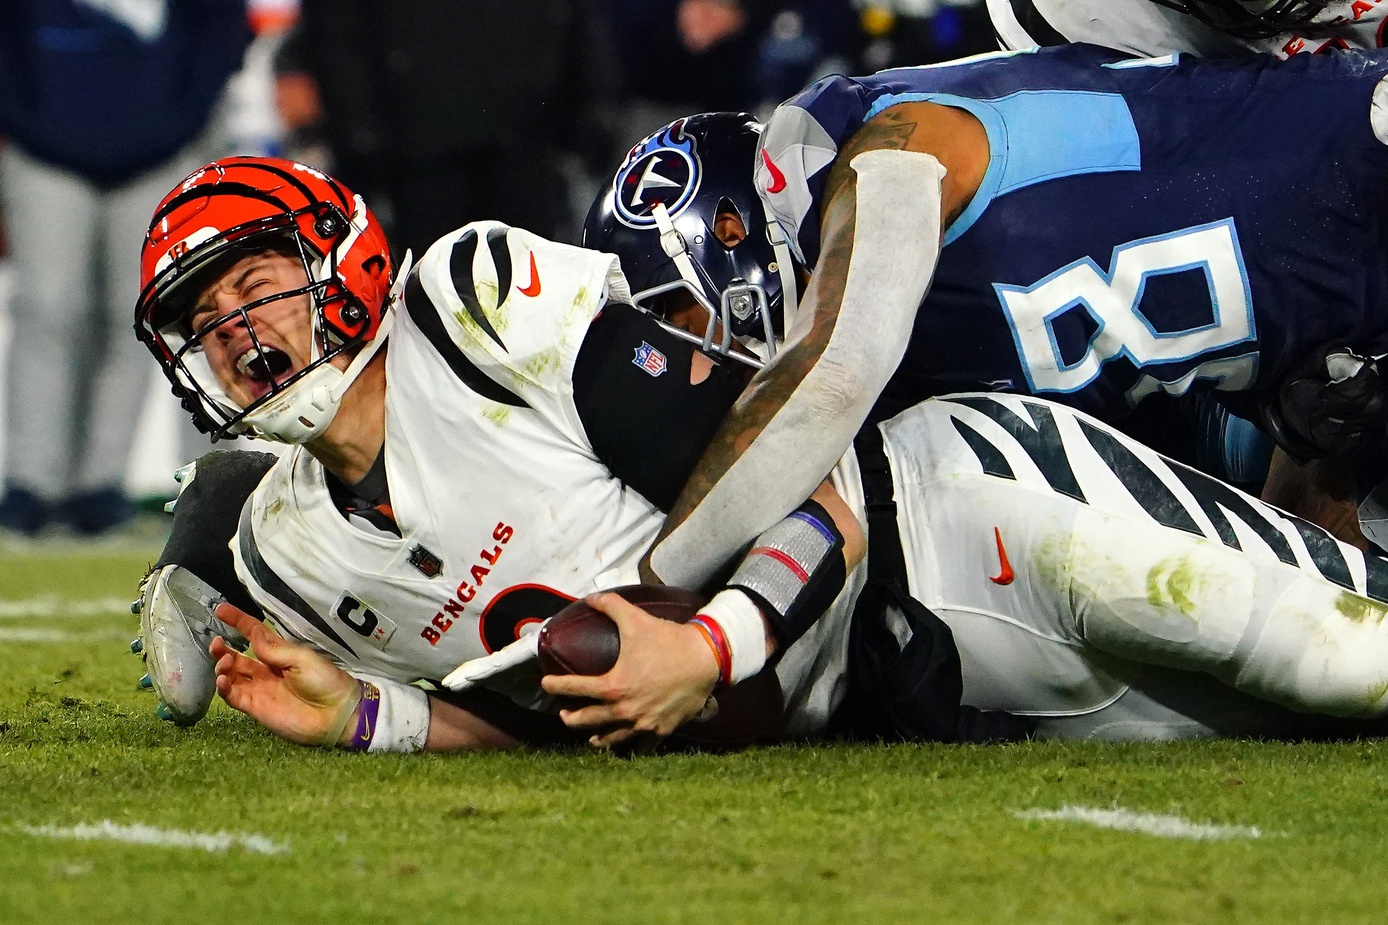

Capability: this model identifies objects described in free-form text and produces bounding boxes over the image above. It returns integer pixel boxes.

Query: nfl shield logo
[408,544,443,578]
[633,342,668,377]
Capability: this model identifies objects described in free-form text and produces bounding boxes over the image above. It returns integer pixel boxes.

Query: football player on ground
[602,47,1388,604]
[987,0,1386,59]
[133,156,898,752]
[133,157,1388,750]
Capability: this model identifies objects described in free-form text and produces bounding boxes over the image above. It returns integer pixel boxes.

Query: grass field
[3,537,1387,925]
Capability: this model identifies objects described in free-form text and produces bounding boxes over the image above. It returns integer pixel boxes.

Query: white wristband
[364,677,430,753]
[697,588,768,684]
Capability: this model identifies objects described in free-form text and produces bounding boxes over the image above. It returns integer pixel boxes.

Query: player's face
[186,251,319,409]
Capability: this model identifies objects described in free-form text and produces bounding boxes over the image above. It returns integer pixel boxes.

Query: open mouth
[235,344,295,399]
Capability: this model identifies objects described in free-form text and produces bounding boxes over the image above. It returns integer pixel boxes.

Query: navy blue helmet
[582,112,803,364]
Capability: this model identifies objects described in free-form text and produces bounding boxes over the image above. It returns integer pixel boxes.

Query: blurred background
[0,0,995,538]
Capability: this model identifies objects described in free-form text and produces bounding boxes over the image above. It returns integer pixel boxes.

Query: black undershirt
[325,448,399,536]
[571,302,751,511]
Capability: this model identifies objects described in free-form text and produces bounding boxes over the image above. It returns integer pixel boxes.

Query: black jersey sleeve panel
[572,303,750,512]
[155,449,278,619]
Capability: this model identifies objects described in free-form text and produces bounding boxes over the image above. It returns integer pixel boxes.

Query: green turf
[2,546,1386,925]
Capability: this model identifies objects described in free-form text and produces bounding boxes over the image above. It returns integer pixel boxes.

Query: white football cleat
[137,564,246,726]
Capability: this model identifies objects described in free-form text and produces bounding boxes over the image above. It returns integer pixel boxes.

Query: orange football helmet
[135,157,394,441]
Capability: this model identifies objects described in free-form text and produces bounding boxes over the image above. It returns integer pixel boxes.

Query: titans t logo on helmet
[612,120,701,229]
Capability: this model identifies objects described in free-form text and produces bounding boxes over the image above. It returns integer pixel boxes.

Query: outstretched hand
[210,603,360,746]
[540,592,720,750]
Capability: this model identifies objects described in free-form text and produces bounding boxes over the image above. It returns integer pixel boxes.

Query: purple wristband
[342,682,381,752]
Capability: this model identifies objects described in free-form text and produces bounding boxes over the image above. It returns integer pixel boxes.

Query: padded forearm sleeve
[727,499,847,648]
[649,149,946,586]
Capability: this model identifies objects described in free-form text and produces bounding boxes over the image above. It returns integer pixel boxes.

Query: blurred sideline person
[592,47,1388,601]
[291,0,618,254]
[987,0,1386,58]
[132,157,1388,753]
[0,0,251,534]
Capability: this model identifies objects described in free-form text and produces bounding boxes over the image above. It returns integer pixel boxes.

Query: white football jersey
[233,222,662,712]
[232,220,865,731]
[989,0,1388,58]
[881,393,1388,740]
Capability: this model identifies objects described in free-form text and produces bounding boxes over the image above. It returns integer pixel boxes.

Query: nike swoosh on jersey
[989,526,1015,585]
[518,252,541,297]
[762,150,787,194]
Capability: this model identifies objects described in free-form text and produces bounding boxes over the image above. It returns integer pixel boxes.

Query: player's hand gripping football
[540,591,721,750]
[209,603,362,747]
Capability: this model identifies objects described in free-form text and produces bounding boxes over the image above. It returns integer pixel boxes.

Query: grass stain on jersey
[482,405,512,428]
[1364,677,1388,712]
[264,497,287,521]
[478,278,509,332]
[476,278,500,306]
[1030,533,1072,593]
[523,349,561,380]
[1145,557,1199,618]
[1333,592,1388,626]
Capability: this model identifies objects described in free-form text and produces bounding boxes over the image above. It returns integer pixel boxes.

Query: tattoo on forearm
[824,116,919,207]
[650,167,862,550]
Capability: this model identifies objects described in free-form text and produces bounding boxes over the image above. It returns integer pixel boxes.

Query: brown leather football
[537,584,785,750]
[537,584,707,676]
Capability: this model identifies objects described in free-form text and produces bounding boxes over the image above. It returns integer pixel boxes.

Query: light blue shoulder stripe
[864,89,1141,244]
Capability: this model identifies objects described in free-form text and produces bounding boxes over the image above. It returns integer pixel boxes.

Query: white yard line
[16,821,289,855]
[1015,806,1264,841]
[0,627,129,643]
[0,596,131,619]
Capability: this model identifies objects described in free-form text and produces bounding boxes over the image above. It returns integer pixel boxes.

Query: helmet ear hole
[713,198,747,248]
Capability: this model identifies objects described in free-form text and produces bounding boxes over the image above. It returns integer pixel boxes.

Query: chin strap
[766,211,799,345]
[324,248,410,406]
[242,250,413,444]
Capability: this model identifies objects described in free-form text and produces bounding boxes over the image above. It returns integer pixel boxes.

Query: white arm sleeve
[648,148,947,586]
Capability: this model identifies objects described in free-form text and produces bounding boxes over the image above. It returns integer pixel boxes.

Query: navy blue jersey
[755,44,1388,419]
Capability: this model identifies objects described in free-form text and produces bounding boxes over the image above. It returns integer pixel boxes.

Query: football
[537,584,785,750]
[537,584,707,676]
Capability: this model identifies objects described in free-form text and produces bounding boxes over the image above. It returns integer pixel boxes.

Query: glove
[1259,344,1388,462]
[441,623,544,692]
[130,564,247,726]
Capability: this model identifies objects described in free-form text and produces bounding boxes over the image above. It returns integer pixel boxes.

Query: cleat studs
[138,674,153,690]
[129,638,144,654]
[155,704,174,722]
[130,599,143,614]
